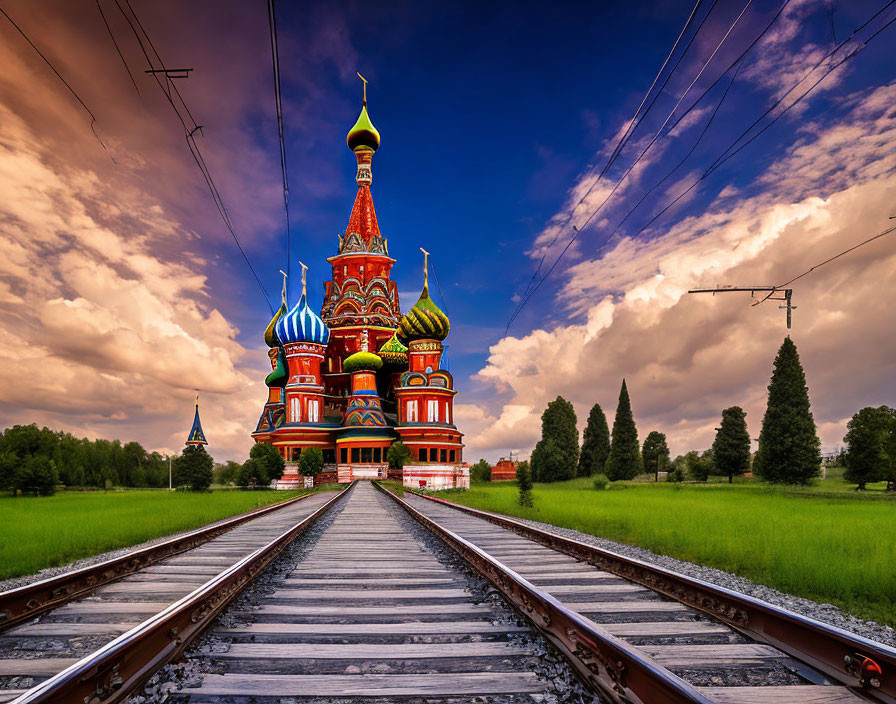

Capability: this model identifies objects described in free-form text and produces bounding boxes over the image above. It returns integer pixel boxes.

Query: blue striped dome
[275,293,330,346]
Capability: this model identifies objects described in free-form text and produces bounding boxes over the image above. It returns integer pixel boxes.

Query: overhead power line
[266,0,292,287]
[507,0,787,333]
[0,5,108,152]
[521,0,713,303]
[100,0,274,313]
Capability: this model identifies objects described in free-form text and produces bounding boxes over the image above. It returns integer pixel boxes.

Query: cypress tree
[577,403,610,477]
[755,337,821,484]
[605,379,641,480]
[530,396,579,482]
[712,406,751,484]
[516,460,534,507]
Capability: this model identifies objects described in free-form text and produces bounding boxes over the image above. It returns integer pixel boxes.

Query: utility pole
[169,456,172,491]
[687,286,796,329]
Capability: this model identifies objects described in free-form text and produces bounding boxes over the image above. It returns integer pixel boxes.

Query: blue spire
[186,403,208,446]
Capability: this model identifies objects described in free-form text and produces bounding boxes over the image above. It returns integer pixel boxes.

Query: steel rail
[374,481,714,704]
[0,489,328,633]
[10,484,350,704]
[404,488,896,704]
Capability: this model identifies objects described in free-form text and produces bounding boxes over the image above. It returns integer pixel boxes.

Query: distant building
[251,90,467,491]
[185,401,207,447]
[491,458,518,481]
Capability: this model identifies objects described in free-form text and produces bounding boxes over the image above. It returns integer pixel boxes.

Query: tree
[173,445,213,491]
[237,458,267,488]
[387,441,412,469]
[605,380,641,480]
[299,447,324,477]
[516,460,533,507]
[250,442,284,483]
[712,406,751,484]
[470,459,492,482]
[13,455,58,495]
[0,451,15,493]
[843,406,895,490]
[755,337,821,484]
[530,396,579,482]
[641,431,670,480]
[578,403,610,477]
[685,450,712,482]
[214,460,242,486]
[667,455,686,482]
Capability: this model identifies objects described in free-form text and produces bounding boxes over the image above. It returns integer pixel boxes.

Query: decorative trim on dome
[275,263,330,346]
[343,351,383,373]
[379,330,409,368]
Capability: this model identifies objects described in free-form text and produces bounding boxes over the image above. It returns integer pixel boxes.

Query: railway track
[0,488,343,703]
[1,480,894,703]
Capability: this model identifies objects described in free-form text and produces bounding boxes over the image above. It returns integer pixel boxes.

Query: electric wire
[95,0,140,96]
[0,5,108,151]
[506,0,782,333]
[775,223,896,289]
[110,0,274,313]
[266,0,291,287]
[631,6,896,244]
[520,0,713,302]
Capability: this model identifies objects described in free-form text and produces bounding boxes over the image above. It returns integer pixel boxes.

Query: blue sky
[1,0,895,461]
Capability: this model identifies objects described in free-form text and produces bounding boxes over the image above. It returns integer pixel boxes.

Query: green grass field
[0,488,334,581]
[434,478,896,627]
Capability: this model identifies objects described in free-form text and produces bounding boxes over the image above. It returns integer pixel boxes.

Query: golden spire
[279,269,288,307]
[299,261,308,298]
[358,72,368,105]
[420,247,430,291]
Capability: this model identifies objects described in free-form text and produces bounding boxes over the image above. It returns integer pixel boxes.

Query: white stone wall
[402,465,469,491]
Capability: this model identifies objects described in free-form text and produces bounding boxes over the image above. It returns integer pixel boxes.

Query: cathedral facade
[251,94,467,490]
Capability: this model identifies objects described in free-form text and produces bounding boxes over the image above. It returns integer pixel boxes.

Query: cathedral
[251,91,468,490]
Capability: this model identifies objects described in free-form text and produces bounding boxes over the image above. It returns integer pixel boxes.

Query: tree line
[520,337,890,491]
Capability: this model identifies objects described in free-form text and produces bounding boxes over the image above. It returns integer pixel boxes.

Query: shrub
[516,460,533,507]
[470,459,492,482]
[592,473,610,490]
[250,442,284,483]
[387,441,412,469]
[299,447,324,477]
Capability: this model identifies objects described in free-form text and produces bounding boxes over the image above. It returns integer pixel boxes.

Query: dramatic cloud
[464,82,896,460]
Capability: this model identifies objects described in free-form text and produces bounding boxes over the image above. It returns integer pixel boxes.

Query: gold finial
[357,72,368,105]
[279,269,288,307]
[420,247,430,290]
[299,261,308,298]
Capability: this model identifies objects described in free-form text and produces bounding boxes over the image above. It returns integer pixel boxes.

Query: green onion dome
[343,350,383,373]
[347,103,380,152]
[265,347,288,388]
[378,331,408,368]
[264,303,286,348]
[398,284,450,342]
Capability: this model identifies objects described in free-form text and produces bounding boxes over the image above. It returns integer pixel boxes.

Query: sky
[0,0,895,464]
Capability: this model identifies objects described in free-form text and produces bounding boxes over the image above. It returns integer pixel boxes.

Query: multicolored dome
[265,348,287,388]
[275,293,330,346]
[378,331,408,367]
[343,350,383,373]
[264,303,286,348]
[347,103,380,152]
[398,284,450,342]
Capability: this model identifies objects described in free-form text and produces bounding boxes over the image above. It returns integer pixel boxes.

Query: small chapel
[251,88,468,491]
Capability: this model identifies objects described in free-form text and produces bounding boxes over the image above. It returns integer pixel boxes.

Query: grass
[433,477,896,627]
[0,487,337,582]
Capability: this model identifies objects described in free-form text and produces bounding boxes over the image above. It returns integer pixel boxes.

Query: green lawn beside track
[431,476,896,628]
[0,486,338,582]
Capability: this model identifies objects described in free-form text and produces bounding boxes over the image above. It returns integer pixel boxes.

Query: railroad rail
[0,488,346,703]
[390,485,896,704]
[2,480,894,704]
[0,489,330,633]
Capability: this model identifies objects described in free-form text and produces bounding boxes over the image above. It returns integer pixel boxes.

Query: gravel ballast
[489,509,896,648]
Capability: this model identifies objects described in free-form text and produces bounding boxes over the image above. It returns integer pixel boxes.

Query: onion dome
[264,303,286,348]
[347,103,380,152]
[378,331,408,368]
[398,284,450,342]
[275,293,330,346]
[265,347,287,388]
[343,350,383,373]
